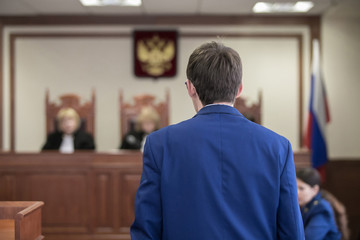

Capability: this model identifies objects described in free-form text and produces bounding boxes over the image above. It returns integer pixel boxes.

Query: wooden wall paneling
[92,152,142,234]
[0,172,31,201]
[17,172,32,204]
[86,170,95,234]
[294,150,312,169]
[0,21,3,150]
[0,152,95,235]
[93,172,114,233]
[310,17,321,43]
[112,170,121,233]
[0,151,309,240]
[88,170,96,234]
[119,173,141,232]
[29,172,89,233]
[92,152,142,238]
[0,174,16,200]
[323,160,360,240]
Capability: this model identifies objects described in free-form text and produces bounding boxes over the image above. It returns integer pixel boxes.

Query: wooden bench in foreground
[0,201,44,240]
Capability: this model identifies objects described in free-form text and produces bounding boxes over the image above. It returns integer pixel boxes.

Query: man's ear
[235,83,243,98]
[187,80,197,97]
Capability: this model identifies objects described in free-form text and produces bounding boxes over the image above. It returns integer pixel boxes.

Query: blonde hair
[135,106,160,131]
[57,108,81,130]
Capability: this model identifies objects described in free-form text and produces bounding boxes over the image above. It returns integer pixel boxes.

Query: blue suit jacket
[301,193,341,240]
[131,105,304,240]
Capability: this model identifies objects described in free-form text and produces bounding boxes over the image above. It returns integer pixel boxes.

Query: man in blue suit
[131,42,304,239]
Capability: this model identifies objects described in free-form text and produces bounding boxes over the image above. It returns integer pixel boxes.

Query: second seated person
[42,107,95,153]
[120,106,160,151]
[297,167,342,240]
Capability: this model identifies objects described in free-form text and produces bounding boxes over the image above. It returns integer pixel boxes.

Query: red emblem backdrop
[134,30,177,78]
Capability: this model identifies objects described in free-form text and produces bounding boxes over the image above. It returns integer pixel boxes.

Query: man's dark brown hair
[186,41,242,106]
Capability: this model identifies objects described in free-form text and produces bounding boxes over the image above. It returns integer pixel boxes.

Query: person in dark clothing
[297,167,341,240]
[42,108,95,153]
[120,106,160,151]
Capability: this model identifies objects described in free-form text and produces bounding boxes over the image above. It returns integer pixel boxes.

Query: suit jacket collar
[194,104,243,117]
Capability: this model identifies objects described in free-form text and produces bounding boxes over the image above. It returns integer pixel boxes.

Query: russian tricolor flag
[305,39,331,172]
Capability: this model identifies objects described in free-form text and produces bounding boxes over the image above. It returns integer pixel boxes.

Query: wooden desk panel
[0,219,15,240]
[0,151,142,240]
[0,151,309,240]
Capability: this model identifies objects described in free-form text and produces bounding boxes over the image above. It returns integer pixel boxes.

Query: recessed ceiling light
[79,0,142,7]
[253,1,314,13]
[253,2,272,13]
[294,1,314,12]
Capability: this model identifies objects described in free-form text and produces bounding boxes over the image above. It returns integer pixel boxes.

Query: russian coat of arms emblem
[134,31,177,78]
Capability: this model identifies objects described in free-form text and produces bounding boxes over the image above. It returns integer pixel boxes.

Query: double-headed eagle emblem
[137,35,175,77]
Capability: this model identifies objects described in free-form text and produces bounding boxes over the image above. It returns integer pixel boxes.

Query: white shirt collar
[204,103,233,108]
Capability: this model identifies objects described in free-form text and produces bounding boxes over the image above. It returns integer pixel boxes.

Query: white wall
[322,0,360,158]
[3,25,310,152]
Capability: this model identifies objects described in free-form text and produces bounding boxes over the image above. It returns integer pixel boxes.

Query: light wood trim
[0,201,44,219]
[16,201,44,219]
[9,35,15,152]
[7,33,131,39]
[0,22,3,150]
[298,36,304,147]
[0,15,320,27]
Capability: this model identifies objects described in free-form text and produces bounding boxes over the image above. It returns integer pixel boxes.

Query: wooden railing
[0,151,309,240]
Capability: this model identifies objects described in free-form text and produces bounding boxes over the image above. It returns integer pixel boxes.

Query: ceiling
[0,0,337,16]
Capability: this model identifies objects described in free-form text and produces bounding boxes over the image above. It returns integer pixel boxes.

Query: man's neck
[196,102,233,112]
[191,93,233,113]
[207,102,234,107]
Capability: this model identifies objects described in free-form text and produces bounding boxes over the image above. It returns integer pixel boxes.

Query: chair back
[45,90,95,137]
[234,91,262,124]
[321,189,350,240]
[119,90,170,139]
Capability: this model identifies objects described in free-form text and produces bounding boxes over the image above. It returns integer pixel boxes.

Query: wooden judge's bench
[0,151,310,240]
